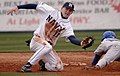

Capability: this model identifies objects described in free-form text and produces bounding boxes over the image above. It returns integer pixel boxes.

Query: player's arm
[7,4,37,15]
[67,35,81,46]
[17,4,37,9]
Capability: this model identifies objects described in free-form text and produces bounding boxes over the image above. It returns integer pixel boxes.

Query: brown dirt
[0,52,120,76]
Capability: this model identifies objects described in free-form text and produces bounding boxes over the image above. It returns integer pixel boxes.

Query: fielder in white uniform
[89,31,120,69]
[7,2,83,72]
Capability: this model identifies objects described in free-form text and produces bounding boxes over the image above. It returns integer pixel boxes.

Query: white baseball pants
[96,44,120,68]
[28,36,63,71]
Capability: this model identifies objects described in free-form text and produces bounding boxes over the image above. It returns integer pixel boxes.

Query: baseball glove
[81,36,94,49]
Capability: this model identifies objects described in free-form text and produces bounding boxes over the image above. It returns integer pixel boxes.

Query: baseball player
[7,2,93,72]
[87,31,120,69]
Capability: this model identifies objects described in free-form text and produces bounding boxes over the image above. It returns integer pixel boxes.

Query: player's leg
[96,45,120,68]
[21,36,52,72]
[39,50,63,71]
[28,42,52,65]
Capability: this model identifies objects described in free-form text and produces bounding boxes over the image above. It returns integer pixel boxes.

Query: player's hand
[7,6,19,15]
[84,65,100,70]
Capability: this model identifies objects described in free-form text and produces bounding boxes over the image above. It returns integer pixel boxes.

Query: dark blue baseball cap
[62,2,74,11]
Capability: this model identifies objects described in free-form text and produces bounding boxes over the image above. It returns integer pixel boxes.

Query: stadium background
[0,0,120,76]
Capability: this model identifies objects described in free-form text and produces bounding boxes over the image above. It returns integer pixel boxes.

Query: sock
[92,54,101,66]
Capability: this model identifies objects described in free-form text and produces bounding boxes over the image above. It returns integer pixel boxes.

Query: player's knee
[96,59,109,68]
[45,62,64,71]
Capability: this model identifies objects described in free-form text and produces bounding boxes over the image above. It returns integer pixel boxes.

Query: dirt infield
[0,52,120,76]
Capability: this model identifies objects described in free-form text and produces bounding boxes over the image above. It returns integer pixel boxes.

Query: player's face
[61,7,74,19]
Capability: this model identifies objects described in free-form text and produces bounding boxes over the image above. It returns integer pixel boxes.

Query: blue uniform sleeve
[67,35,81,46]
[17,4,37,9]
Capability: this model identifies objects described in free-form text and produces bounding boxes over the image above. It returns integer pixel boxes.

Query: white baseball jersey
[34,2,74,46]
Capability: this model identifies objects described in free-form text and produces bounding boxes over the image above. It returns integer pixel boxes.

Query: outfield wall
[0,0,120,32]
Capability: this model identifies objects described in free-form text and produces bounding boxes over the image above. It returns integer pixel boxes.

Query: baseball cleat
[21,64,32,72]
[38,60,47,71]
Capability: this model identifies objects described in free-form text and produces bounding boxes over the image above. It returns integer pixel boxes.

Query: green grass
[0,30,120,52]
[0,72,59,76]
[0,32,32,52]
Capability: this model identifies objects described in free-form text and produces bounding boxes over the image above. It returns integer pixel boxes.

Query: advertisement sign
[0,0,120,31]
